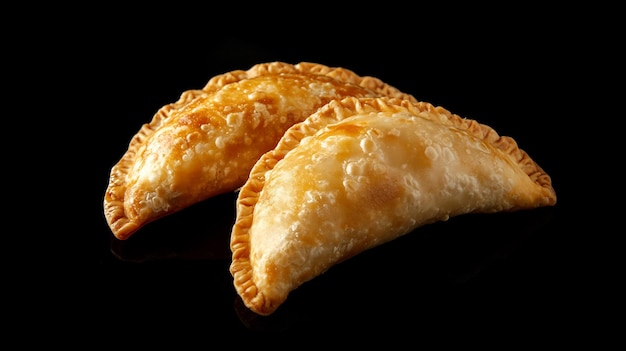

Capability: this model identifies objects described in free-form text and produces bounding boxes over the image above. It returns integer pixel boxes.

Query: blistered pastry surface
[104,62,415,240]
[230,96,556,315]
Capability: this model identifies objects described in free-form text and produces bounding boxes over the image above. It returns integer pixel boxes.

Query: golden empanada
[104,62,416,240]
[230,96,557,316]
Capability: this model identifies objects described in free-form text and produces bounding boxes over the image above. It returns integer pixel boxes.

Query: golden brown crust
[104,62,416,240]
[230,96,556,316]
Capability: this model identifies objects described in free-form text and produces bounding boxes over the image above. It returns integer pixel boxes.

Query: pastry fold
[104,62,416,240]
[230,96,556,316]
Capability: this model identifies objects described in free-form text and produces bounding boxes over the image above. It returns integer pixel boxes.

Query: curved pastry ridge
[230,96,556,316]
[104,62,415,240]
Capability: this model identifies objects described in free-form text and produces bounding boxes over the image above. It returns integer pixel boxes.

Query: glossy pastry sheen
[230,96,557,316]
[104,62,416,240]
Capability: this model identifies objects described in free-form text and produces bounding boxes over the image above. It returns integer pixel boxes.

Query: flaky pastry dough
[104,62,416,240]
[230,96,557,316]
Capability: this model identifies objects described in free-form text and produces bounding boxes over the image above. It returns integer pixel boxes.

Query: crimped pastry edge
[229,95,557,315]
[104,62,416,240]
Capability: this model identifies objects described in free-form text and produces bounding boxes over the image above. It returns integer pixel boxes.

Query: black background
[23,4,619,346]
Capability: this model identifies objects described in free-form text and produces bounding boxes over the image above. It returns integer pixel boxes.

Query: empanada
[230,96,557,316]
[104,62,416,240]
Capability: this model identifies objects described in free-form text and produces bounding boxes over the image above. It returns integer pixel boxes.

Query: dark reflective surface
[99,193,563,335]
[51,14,607,345]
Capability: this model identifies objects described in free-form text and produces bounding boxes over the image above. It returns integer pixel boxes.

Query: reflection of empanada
[104,62,416,240]
[230,96,557,316]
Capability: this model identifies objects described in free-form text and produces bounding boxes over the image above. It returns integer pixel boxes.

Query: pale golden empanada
[230,96,557,316]
[104,62,416,240]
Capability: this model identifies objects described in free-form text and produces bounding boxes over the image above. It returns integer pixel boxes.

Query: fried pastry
[104,62,416,240]
[230,96,557,316]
